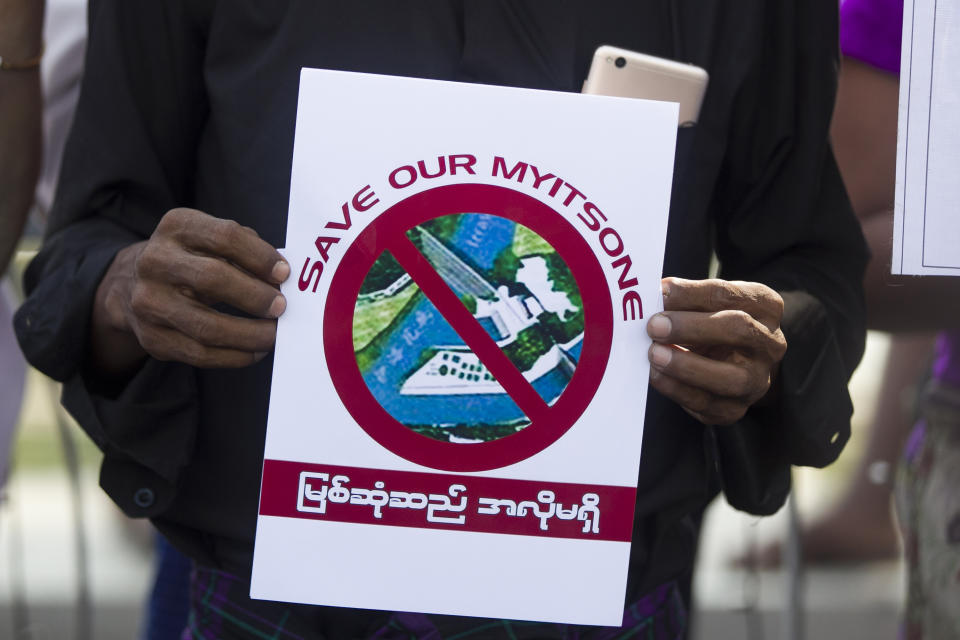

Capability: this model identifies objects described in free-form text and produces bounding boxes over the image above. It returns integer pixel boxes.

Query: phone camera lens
[614,56,627,68]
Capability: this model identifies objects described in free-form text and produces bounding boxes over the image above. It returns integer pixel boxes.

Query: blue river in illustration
[359,213,580,428]
[448,212,516,270]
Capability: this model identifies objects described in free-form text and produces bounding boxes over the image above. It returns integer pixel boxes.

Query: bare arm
[831,56,960,331]
[0,0,44,275]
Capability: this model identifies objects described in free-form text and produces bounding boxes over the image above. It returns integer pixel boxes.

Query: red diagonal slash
[385,234,551,424]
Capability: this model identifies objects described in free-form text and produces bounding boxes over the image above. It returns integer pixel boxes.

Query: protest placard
[251,69,677,625]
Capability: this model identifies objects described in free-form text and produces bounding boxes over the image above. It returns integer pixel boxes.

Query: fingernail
[650,344,672,367]
[272,260,290,282]
[268,295,286,318]
[648,314,671,339]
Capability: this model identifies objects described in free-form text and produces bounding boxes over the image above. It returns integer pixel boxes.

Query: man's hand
[90,208,290,376]
[646,277,787,426]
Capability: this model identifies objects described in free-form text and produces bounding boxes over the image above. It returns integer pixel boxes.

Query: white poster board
[251,69,677,626]
[894,0,960,275]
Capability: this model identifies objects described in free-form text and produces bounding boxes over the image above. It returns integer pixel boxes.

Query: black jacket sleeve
[14,0,212,517]
[706,0,869,512]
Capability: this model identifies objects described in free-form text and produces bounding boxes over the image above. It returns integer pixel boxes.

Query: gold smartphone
[582,45,708,127]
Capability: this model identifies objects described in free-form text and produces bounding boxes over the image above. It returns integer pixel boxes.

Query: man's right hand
[90,208,290,376]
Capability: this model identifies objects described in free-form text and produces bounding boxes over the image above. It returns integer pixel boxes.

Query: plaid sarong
[180,565,686,640]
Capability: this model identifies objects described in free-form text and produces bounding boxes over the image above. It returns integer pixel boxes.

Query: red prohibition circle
[324,183,613,472]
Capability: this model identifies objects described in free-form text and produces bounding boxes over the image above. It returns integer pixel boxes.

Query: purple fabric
[903,419,927,464]
[932,332,960,387]
[840,0,905,74]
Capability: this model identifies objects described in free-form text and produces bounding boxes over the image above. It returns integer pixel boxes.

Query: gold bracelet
[0,43,45,71]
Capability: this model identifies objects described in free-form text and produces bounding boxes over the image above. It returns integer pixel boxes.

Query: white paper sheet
[251,69,678,625]
[894,0,960,275]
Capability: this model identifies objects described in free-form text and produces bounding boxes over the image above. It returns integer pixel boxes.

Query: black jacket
[15,0,867,605]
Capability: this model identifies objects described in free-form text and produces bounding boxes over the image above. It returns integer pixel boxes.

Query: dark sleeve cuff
[15,225,199,518]
[711,289,854,515]
[15,239,125,382]
[773,289,854,467]
[710,411,791,516]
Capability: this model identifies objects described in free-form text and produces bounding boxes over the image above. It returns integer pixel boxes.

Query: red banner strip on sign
[259,459,636,542]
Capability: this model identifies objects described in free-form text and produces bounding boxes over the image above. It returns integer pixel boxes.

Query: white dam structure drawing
[399,228,580,397]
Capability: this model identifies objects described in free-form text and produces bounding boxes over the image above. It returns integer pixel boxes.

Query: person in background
[0,0,44,493]
[2,0,191,637]
[754,14,960,633]
[1,0,88,495]
[793,0,959,635]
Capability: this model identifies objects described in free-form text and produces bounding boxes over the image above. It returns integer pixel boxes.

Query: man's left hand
[646,277,787,425]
